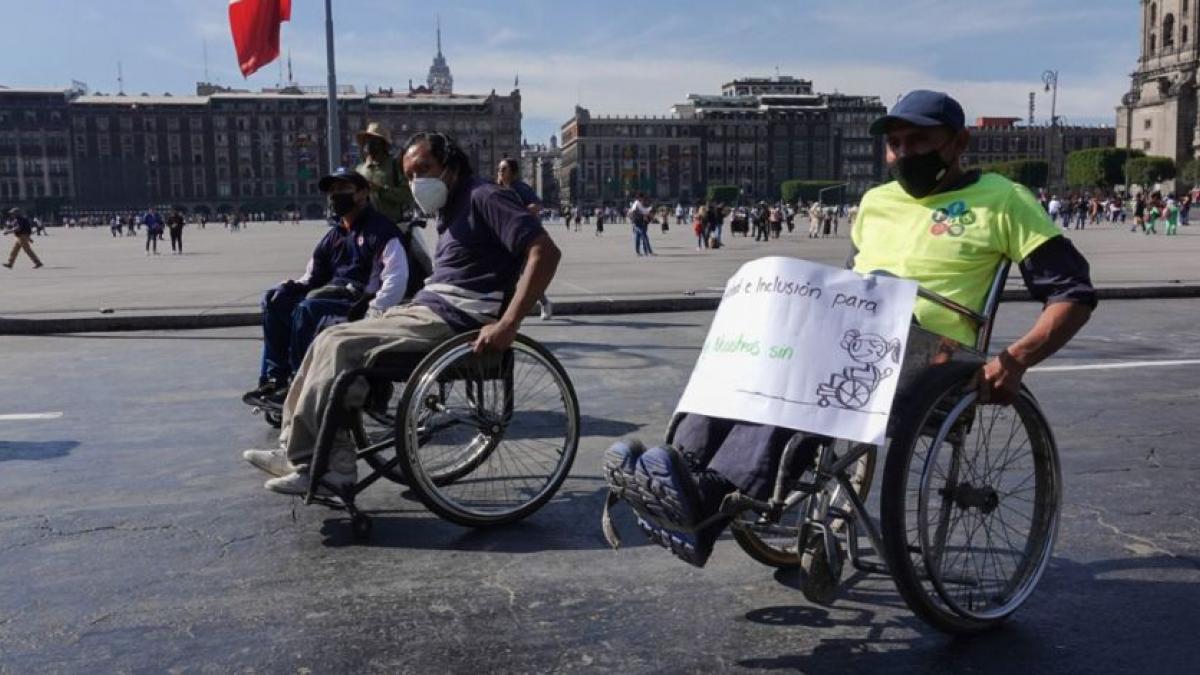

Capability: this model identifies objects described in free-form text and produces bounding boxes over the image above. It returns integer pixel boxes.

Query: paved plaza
[2,217,1200,326]
[1,294,1198,672]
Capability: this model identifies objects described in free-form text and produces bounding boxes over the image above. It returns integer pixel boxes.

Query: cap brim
[318,174,369,192]
[869,113,948,136]
[356,132,390,146]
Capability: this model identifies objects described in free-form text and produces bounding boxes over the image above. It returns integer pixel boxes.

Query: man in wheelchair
[242,167,413,408]
[605,90,1097,567]
[242,132,561,495]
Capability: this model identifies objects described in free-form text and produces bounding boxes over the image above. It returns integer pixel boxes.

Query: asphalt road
[1,300,1198,673]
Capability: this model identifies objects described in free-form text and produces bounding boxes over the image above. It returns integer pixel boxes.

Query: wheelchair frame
[296,330,581,539]
[644,261,1064,634]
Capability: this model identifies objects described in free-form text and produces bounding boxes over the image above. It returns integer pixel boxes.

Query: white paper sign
[675,257,919,446]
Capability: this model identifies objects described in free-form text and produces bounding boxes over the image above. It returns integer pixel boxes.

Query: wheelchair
[617,262,1063,635]
[290,329,580,539]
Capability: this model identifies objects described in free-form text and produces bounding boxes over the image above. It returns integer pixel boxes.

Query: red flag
[228,0,292,77]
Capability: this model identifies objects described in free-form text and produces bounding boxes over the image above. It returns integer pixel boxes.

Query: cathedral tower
[1117,1,1200,162]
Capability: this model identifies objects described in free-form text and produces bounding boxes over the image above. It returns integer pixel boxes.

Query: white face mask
[410,176,449,215]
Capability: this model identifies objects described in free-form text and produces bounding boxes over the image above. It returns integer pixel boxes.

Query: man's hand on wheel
[978,350,1026,406]
[473,319,517,353]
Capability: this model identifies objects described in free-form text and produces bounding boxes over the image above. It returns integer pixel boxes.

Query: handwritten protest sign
[675,257,919,446]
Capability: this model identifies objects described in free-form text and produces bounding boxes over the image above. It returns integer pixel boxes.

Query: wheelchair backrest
[910,259,1011,357]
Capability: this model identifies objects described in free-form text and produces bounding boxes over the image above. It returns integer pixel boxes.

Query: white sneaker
[242,448,291,477]
[264,469,356,496]
[539,299,554,321]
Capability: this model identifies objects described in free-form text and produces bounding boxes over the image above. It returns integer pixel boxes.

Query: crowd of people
[1039,191,1192,235]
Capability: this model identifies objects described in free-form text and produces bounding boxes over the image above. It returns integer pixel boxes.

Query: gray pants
[279,304,456,475]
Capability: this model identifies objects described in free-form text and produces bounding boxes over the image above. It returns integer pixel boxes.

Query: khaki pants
[6,235,42,266]
[279,304,456,475]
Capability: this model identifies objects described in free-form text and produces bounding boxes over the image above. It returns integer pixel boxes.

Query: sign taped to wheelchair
[676,257,918,446]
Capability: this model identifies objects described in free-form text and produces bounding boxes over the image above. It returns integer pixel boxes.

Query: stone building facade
[962,116,1116,182]
[1116,0,1200,163]
[0,41,519,217]
[557,76,885,208]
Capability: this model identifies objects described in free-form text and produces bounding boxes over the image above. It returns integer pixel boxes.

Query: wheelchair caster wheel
[351,515,372,541]
[799,532,843,606]
[262,408,283,429]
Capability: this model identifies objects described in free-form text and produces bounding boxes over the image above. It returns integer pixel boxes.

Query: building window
[1185,26,1190,45]
[1145,118,1153,129]
[1165,14,1176,48]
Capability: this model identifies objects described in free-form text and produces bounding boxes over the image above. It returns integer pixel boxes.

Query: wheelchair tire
[397,332,580,528]
[879,362,1061,635]
[731,440,876,569]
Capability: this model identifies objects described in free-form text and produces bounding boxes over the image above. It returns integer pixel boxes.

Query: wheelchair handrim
[402,335,579,522]
[917,390,1061,622]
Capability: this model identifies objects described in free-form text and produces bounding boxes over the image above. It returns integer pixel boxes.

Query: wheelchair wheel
[732,440,877,568]
[397,332,580,528]
[880,363,1061,635]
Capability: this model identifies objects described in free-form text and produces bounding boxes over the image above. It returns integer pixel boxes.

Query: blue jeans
[259,289,353,384]
[633,224,653,255]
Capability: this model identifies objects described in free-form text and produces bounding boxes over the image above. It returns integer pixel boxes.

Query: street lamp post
[1042,70,1060,188]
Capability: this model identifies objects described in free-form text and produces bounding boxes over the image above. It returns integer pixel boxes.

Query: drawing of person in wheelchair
[815,329,901,410]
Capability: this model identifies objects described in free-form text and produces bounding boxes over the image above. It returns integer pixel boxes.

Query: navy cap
[318,166,369,192]
[869,90,966,136]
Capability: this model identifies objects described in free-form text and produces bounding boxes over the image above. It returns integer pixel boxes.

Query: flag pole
[324,0,342,172]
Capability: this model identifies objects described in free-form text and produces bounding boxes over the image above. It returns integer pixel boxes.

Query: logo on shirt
[929,200,975,237]
[357,235,365,247]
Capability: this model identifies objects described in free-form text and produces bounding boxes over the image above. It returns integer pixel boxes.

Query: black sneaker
[630,445,722,567]
[242,381,285,407]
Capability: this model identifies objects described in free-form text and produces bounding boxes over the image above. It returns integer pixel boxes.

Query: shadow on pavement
[0,440,79,461]
[738,554,1200,673]
[317,484,650,552]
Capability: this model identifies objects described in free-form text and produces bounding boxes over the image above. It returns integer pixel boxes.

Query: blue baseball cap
[869,90,966,136]
[318,166,369,192]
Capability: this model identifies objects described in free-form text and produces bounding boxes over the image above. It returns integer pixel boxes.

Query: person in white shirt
[629,193,655,256]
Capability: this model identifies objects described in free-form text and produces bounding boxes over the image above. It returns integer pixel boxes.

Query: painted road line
[1031,359,1200,373]
[0,412,64,421]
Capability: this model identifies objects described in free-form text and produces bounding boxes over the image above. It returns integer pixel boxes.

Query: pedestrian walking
[143,207,164,254]
[1146,200,1160,235]
[1166,199,1180,235]
[167,209,186,253]
[3,208,44,269]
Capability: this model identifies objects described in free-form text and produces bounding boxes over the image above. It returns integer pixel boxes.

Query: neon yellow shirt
[851,173,1061,346]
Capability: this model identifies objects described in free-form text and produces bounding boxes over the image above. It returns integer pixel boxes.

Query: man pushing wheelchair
[604,90,1097,570]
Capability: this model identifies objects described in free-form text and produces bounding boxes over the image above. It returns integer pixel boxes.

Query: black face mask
[329,193,357,218]
[892,146,952,199]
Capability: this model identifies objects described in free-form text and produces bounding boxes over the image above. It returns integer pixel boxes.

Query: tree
[1177,158,1200,189]
[982,160,1049,190]
[779,179,843,204]
[1065,148,1144,188]
[705,184,739,204]
[1124,155,1177,189]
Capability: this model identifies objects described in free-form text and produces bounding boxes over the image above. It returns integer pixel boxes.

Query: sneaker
[627,445,723,567]
[602,438,646,493]
[242,380,286,407]
[1,263,11,269]
[539,299,554,321]
[264,468,355,496]
[242,448,292,477]
[32,263,42,269]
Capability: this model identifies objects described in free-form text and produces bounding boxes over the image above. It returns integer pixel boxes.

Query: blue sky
[0,1,1139,143]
